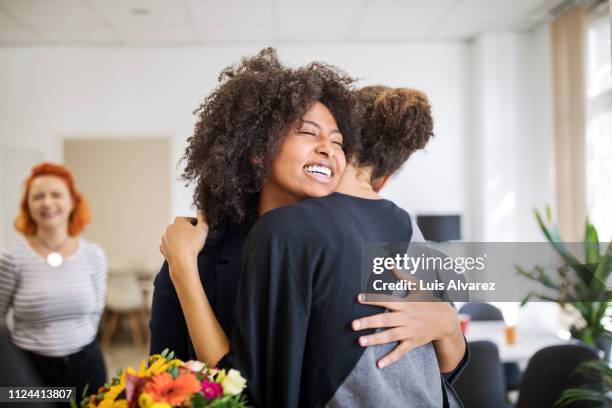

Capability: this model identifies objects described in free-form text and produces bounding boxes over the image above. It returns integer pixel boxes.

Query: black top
[218,193,465,407]
[149,223,250,360]
[149,196,468,405]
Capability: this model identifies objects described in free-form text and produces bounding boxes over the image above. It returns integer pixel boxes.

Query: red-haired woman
[0,162,107,404]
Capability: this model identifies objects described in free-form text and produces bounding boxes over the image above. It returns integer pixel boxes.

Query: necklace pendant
[46,252,63,268]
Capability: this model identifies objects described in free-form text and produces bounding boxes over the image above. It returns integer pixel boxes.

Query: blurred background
[0,0,610,406]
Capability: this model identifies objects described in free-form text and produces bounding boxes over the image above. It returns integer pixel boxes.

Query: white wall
[467,25,555,242]
[0,32,553,246]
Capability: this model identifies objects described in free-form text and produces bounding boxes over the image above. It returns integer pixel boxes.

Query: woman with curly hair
[153,49,466,407]
[150,47,359,355]
[0,163,107,405]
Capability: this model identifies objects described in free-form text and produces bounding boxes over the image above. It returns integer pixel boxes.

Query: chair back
[516,344,601,408]
[459,303,503,321]
[453,340,512,408]
[106,272,143,312]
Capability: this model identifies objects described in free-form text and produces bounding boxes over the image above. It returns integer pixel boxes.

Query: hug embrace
[150,48,468,408]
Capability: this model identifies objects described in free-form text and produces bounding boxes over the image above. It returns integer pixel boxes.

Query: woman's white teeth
[304,165,331,177]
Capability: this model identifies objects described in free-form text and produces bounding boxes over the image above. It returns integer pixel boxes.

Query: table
[464,321,571,366]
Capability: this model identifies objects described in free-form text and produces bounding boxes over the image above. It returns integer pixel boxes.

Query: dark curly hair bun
[182,48,359,236]
[356,86,434,181]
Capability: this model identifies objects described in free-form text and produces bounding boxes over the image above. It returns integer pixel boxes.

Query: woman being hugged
[0,163,108,404]
[158,48,466,407]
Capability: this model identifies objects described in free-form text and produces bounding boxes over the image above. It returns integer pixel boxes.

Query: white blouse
[0,239,107,357]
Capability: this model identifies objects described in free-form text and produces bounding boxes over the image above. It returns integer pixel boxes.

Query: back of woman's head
[183,48,359,235]
[355,86,433,181]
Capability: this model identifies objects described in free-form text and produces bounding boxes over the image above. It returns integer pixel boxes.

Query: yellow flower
[138,393,154,408]
[112,400,128,408]
[101,371,127,405]
[221,369,247,396]
[138,355,183,377]
[137,394,171,408]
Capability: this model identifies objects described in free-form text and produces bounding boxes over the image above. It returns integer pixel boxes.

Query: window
[586,9,612,242]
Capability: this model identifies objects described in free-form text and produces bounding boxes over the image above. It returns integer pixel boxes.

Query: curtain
[550,5,588,241]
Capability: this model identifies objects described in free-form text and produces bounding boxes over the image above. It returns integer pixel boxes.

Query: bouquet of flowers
[77,349,248,408]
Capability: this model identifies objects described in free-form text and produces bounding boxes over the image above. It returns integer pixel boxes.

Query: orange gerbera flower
[143,372,201,406]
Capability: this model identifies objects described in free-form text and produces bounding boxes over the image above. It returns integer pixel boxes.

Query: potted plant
[517,208,611,407]
[517,207,611,348]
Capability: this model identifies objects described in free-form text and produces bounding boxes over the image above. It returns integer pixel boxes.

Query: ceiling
[0,0,569,46]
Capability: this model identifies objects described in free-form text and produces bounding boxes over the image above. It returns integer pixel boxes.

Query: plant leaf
[535,209,593,286]
[590,240,612,299]
[520,293,532,307]
[556,388,609,406]
[584,219,600,266]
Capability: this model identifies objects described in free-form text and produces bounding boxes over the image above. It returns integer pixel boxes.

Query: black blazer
[149,223,250,361]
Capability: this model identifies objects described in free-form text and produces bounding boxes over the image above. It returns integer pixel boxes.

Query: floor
[99,318,150,381]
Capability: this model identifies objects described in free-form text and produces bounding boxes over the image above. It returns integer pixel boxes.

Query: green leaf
[161,348,169,358]
[556,388,609,406]
[545,205,553,223]
[81,383,90,399]
[574,359,612,377]
[584,220,600,265]
[190,392,206,408]
[169,365,180,379]
[520,293,532,307]
[535,209,559,242]
[535,209,594,286]
[590,241,612,298]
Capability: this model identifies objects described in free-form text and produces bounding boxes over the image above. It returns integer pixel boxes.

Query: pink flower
[125,373,147,405]
[200,380,223,400]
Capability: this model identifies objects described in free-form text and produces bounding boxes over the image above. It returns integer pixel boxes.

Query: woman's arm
[432,318,467,374]
[90,245,108,329]
[169,260,229,366]
[0,248,17,328]
[149,261,191,359]
[159,213,228,366]
[350,217,467,373]
[352,295,466,372]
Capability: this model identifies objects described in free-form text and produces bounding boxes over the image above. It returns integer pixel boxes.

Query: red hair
[14,162,91,237]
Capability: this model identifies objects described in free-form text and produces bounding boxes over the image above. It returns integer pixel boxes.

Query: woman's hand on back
[160,211,209,283]
[351,291,460,369]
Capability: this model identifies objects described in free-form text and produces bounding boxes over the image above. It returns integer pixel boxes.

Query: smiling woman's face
[262,101,347,209]
[27,175,74,232]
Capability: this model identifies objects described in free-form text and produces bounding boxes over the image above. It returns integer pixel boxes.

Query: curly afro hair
[183,48,359,236]
[355,86,433,181]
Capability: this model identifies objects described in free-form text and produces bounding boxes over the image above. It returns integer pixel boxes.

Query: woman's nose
[41,196,53,207]
[315,137,334,158]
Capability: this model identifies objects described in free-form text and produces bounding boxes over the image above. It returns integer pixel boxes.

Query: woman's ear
[371,174,392,192]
